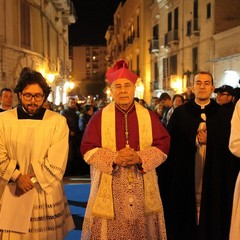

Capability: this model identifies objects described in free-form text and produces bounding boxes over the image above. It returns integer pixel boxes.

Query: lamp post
[63,81,75,103]
[45,73,56,103]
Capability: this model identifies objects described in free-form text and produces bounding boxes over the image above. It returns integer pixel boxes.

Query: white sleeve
[229,100,240,157]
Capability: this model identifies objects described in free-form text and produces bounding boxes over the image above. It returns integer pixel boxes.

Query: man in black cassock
[158,71,239,240]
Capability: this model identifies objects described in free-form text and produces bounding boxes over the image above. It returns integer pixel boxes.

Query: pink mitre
[106,60,138,84]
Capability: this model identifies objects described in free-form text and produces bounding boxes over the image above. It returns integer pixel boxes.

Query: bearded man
[0,69,74,239]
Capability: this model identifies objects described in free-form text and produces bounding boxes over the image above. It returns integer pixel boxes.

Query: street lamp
[63,81,75,104]
[64,81,75,91]
[46,73,55,84]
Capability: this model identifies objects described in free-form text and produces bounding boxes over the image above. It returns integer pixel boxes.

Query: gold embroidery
[92,173,114,219]
[93,101,161,218]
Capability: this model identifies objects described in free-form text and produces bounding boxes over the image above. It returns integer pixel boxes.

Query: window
[128,24,134,44]
[20,0,30,48]
[207,3,211,19]
[154,62,159,90]
[92,63,99,69]
[174,8,179,30]
[186,20,192,36]
[153,24,159,39]
[86,48,90,56]
[92,48,99,56]
[86,71,91,79]
[170,55,177,75]
[136,55,140,76]
[194,0,198,18]
[168,12,172,32]
[192,47,198,73]
[137,15,140,38]
[163,58,168,79]
[162,58,168,89]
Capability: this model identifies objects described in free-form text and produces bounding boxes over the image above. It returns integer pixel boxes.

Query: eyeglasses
[21,93,44,102]
[216,93,230,96]
[111,83,134,91]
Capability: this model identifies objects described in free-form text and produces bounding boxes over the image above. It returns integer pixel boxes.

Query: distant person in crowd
[42,100,52,110]
[233,87,240,104]
[214,84,234,106]
[138,98,149,108]
[80,59,170,239]
[154,102,164,121]
[229,100,240,240]
[61,98,81,176]
[214,84,235,128]
[166,94,184,125]
[149,96,160,111]
[79,105,94,135]
[78,104,94,176]
[96,99,106,111]
[159,92,172,127]
[158,71,238,240]
[86,95,98,112]
[0,69,74,239]
[57,102,64,113]
[0,88,13,112]
[182,87,195,102]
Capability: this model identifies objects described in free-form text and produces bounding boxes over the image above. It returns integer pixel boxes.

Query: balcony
[51,0,69,11]
[148,39,159,54]
[51,0,76,25]
[62,1,76,25]
[165,30,179,47]
[186,18,200,38]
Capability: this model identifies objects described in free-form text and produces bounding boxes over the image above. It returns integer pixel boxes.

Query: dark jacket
[158,99,239,240]
[60,107,80,137]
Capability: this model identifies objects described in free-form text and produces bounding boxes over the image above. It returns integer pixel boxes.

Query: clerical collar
[194,99,211,109]
[17,106,46,120]
[115,102,135,113]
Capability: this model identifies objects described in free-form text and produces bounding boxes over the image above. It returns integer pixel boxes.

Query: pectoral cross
[116,103,135,184]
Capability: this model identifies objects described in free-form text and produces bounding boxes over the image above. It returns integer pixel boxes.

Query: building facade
[105,0,147,100]
[70,45,108,99]
[0,0,76,105]
[106,0,240,103]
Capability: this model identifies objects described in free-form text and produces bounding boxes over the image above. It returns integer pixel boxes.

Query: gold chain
[115,103,135,184]
[115,103,134,148]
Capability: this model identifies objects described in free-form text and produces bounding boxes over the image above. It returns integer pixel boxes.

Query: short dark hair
[159,92,171,101]
[68,97,76,102]
[14,70,51,100]
[83,104,93,113]
[0,88,13,96]
[172,94,184,103]
[193,71,214,85]
[19,67,32,79]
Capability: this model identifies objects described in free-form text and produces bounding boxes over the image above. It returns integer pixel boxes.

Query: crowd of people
[0,62,240,240]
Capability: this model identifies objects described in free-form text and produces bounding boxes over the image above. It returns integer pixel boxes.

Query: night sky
[69,0,121,46]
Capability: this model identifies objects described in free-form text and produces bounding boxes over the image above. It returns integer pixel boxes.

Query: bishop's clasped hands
[114,147,141,167]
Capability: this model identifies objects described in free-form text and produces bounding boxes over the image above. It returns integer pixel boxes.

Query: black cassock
[158,99,239,240]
